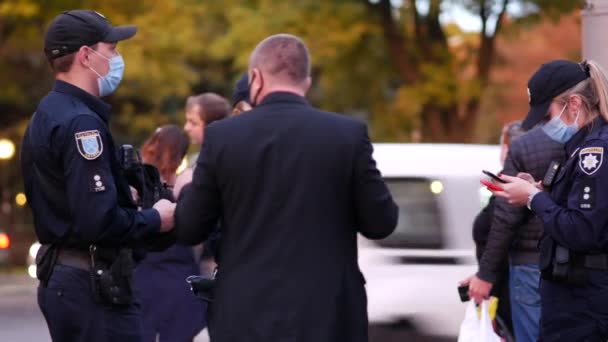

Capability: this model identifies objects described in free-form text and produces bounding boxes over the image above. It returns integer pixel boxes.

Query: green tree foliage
[0,0,581,143]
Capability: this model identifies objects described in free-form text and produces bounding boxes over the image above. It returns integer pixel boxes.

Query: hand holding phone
[482,170,506,183]
[458,284,470,302]
[480,179,503,191]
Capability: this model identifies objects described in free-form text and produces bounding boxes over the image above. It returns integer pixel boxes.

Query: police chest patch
[75,130,103,160]
[579,147,603,176]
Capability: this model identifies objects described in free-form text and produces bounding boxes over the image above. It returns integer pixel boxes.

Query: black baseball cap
[231,73,250,106]
[522,60,590,129]
[44,10,137,60]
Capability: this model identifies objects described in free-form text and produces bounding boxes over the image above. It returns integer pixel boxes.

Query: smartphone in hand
[458,284,470,302]
[480,179,503,192]
[482,170,506,183]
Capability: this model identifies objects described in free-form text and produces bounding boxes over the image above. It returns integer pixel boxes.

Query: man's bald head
[249,34,311,86]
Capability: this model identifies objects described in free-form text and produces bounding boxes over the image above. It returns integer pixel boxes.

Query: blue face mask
[542,103,580,143]
[89,50,125,97]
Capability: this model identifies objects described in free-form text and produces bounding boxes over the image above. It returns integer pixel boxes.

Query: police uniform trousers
[38,264,143,342]
[540,270,608,342]
[134,245,207,342]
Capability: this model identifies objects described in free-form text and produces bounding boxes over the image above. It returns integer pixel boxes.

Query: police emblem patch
[579,147,603,176]
[75,130,103,160]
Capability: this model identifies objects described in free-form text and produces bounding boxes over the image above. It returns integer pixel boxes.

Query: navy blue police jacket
[531,117,608,254]
[21,80,160,247]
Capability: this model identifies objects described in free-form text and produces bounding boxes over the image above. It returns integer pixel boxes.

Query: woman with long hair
[493,60,608,341]
[134,125,207,342]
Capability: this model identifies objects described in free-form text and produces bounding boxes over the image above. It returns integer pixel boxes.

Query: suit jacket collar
[258,91,309,106]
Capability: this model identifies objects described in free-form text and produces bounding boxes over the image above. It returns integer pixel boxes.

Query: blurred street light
[0,232,9,249]
[430,180,444,195]
[0,139,15,160]
[15,193,27,207]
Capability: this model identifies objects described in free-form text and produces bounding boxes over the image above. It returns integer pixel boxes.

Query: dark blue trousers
[134,246,207,342]
[540,270,608,342]
[38,264,143,342]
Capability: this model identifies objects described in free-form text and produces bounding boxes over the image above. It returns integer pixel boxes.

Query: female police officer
[494,59,608,341]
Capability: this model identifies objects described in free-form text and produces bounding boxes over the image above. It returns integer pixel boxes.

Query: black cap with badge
[44,10,137,60]
[522,60,591,130]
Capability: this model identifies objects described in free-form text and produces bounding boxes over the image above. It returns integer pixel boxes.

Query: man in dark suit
[174,34,398,342]
[465,124,565,341]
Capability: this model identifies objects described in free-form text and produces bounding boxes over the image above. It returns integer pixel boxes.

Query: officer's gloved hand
[153,199,176,232]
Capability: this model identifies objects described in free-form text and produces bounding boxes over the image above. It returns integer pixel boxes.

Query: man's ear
[249,68,260,87]
[75,46,90,68]
[303,76,312,93]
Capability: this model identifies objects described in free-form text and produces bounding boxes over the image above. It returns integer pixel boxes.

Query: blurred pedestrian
[494,59,608,341]
[467,106,566,342]
[21,10,175,342]
[472,121,526,262]
[174,93,230,279]
[469,121,526,338]
[174,93,231,198]
[230,73,252,116]
[183,93,231,148]
[134,125,207,342]
[174,33,398,342]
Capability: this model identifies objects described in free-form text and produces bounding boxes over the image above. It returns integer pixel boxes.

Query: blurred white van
[361,143,501,339]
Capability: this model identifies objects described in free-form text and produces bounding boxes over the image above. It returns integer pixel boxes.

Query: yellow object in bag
[476,296,499,320]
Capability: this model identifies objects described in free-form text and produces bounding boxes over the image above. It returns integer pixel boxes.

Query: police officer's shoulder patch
[75,130,103,160]
[579,146,603,176]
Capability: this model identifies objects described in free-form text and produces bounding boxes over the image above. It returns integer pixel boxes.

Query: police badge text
[75,130,103,160]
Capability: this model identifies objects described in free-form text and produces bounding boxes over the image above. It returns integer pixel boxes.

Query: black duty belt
[584,254,608,270]
[55,247,90,271]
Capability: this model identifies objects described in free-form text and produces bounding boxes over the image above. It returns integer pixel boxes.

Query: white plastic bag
[457,301,501,342]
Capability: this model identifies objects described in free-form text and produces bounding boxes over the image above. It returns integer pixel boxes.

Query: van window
[377,178,443,249]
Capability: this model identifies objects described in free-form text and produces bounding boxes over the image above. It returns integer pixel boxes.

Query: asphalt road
[0,273,50,341]
[0,273,449,342]
[0,273,211,342]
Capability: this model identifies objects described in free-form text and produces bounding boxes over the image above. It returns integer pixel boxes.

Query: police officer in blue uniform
[21,10,176,342]
[495,59,608,342]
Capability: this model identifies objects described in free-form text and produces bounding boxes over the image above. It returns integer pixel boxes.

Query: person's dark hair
[249,34,310,85]
[48,43,99,73]
[185,93,230,125]
[501,121,524,147]
[50,53,76,72]
[141,125,189,182]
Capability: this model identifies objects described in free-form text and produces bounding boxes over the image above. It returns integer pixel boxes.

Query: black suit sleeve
[352,124,399,239]
[478,140,529,283]
[175,133,221,245]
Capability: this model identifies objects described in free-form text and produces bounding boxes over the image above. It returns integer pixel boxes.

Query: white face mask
[88,49,125,97]
[542,103,580,143]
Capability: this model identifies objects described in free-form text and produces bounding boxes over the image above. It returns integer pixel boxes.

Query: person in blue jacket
[133,125,207,342]
[494,59,608,341]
